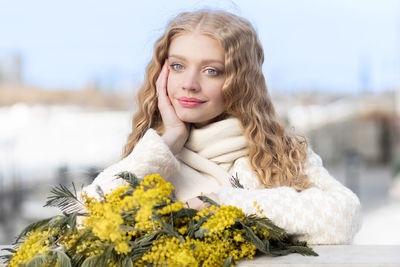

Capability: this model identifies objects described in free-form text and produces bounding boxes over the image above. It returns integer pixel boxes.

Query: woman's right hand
[156,60,190,155]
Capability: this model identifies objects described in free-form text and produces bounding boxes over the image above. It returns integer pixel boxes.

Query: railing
[1,245,400,266]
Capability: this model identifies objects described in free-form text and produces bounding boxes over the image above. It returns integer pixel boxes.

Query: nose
[181,69,200,92]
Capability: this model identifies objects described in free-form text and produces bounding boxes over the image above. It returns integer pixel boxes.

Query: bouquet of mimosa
[2,172,317,266]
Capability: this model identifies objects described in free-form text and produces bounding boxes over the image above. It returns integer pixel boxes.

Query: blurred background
[1,0,400,245]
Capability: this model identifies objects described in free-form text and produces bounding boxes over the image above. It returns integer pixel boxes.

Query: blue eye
[170,63,183,71]
[205,68,218,75]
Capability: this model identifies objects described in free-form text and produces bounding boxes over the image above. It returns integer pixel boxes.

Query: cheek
[214,84,226,112]
[209,82,224,103]
[210,91,223,104]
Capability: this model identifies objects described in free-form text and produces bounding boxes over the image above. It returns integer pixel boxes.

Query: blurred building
[0,53,23,84]
[278,92,400,166]
[308,111,398,165]
[396,87,400,117]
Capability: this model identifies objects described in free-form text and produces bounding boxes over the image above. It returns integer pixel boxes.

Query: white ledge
[1,245,400,266]
[238,245,400,266]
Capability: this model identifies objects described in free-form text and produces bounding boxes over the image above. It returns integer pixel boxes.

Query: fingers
[156,60,169,99]
[184,196,212,210]
[156,60,174,115]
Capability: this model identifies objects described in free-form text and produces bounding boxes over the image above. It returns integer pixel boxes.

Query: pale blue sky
[0,0,399,93]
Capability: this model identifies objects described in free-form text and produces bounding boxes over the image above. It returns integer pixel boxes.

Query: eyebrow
[168,54,224,66]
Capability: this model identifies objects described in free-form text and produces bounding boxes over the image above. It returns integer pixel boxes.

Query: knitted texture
[83,118,361,244]
[83,129,179,197]
[219,150,362,244]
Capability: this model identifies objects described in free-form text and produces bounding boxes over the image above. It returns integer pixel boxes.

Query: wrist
[161,130,187,155]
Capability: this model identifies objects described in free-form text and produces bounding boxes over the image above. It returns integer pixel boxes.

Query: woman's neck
[192,113,229,129]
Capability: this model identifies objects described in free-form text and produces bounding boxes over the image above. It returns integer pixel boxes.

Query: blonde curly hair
[122,10,311,191]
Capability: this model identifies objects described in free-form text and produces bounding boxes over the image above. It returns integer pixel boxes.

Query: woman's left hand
[184,193,219,210]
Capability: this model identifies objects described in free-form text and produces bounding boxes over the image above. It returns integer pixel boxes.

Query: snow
[0,104,132,185]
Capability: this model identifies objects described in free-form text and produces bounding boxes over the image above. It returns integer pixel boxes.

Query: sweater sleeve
[218,149,362,245]
[82,129,180,198]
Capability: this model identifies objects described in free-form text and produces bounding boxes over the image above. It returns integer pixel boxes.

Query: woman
[83,10,361,245]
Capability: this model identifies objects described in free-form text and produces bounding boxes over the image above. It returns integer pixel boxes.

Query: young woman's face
[167,32,226,125]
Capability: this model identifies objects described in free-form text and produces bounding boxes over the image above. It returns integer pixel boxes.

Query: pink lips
[177,97,206,108]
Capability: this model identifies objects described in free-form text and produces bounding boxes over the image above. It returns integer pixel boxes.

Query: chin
[177,113,204,124]
[178,116,202,124]
[178,114,221,126]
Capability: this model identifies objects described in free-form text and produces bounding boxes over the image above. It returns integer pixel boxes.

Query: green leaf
[130,247,151,262]
[173,207,198,219]
[134,231,159,247]
[0,247,16,254]
[119,225,154,232]
[221,256,235,267]
[170,188,178,202]
[270,244,318,257]
[230,173,244,188]
[152,214,184,243]
[67,212,78,231]
[81,255,102,267]
[121,257,134,267]
[95,185,106,202]
[103,244,115,261]
[48,213,78,231]
[264,238,270,253]
[0,247,15,263]
[194,228,209,239]
[81,246,113,267]
[14,217,52,243]
[26,254,50,267]
[68,230,94,256]
[187,216,208,238]
[45,183,85,213]
[289,245,318,256]
[118,171,141,188]
[246,215,287,241]
[197,195,220,207]
[54,250,72,267]
[70,252,86,267]
[241,223,269,254]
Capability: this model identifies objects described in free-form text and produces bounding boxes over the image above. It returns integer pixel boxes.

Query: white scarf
[177,117,249,187]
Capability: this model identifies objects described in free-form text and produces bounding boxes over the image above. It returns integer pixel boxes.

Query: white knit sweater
[83,117,361,245]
